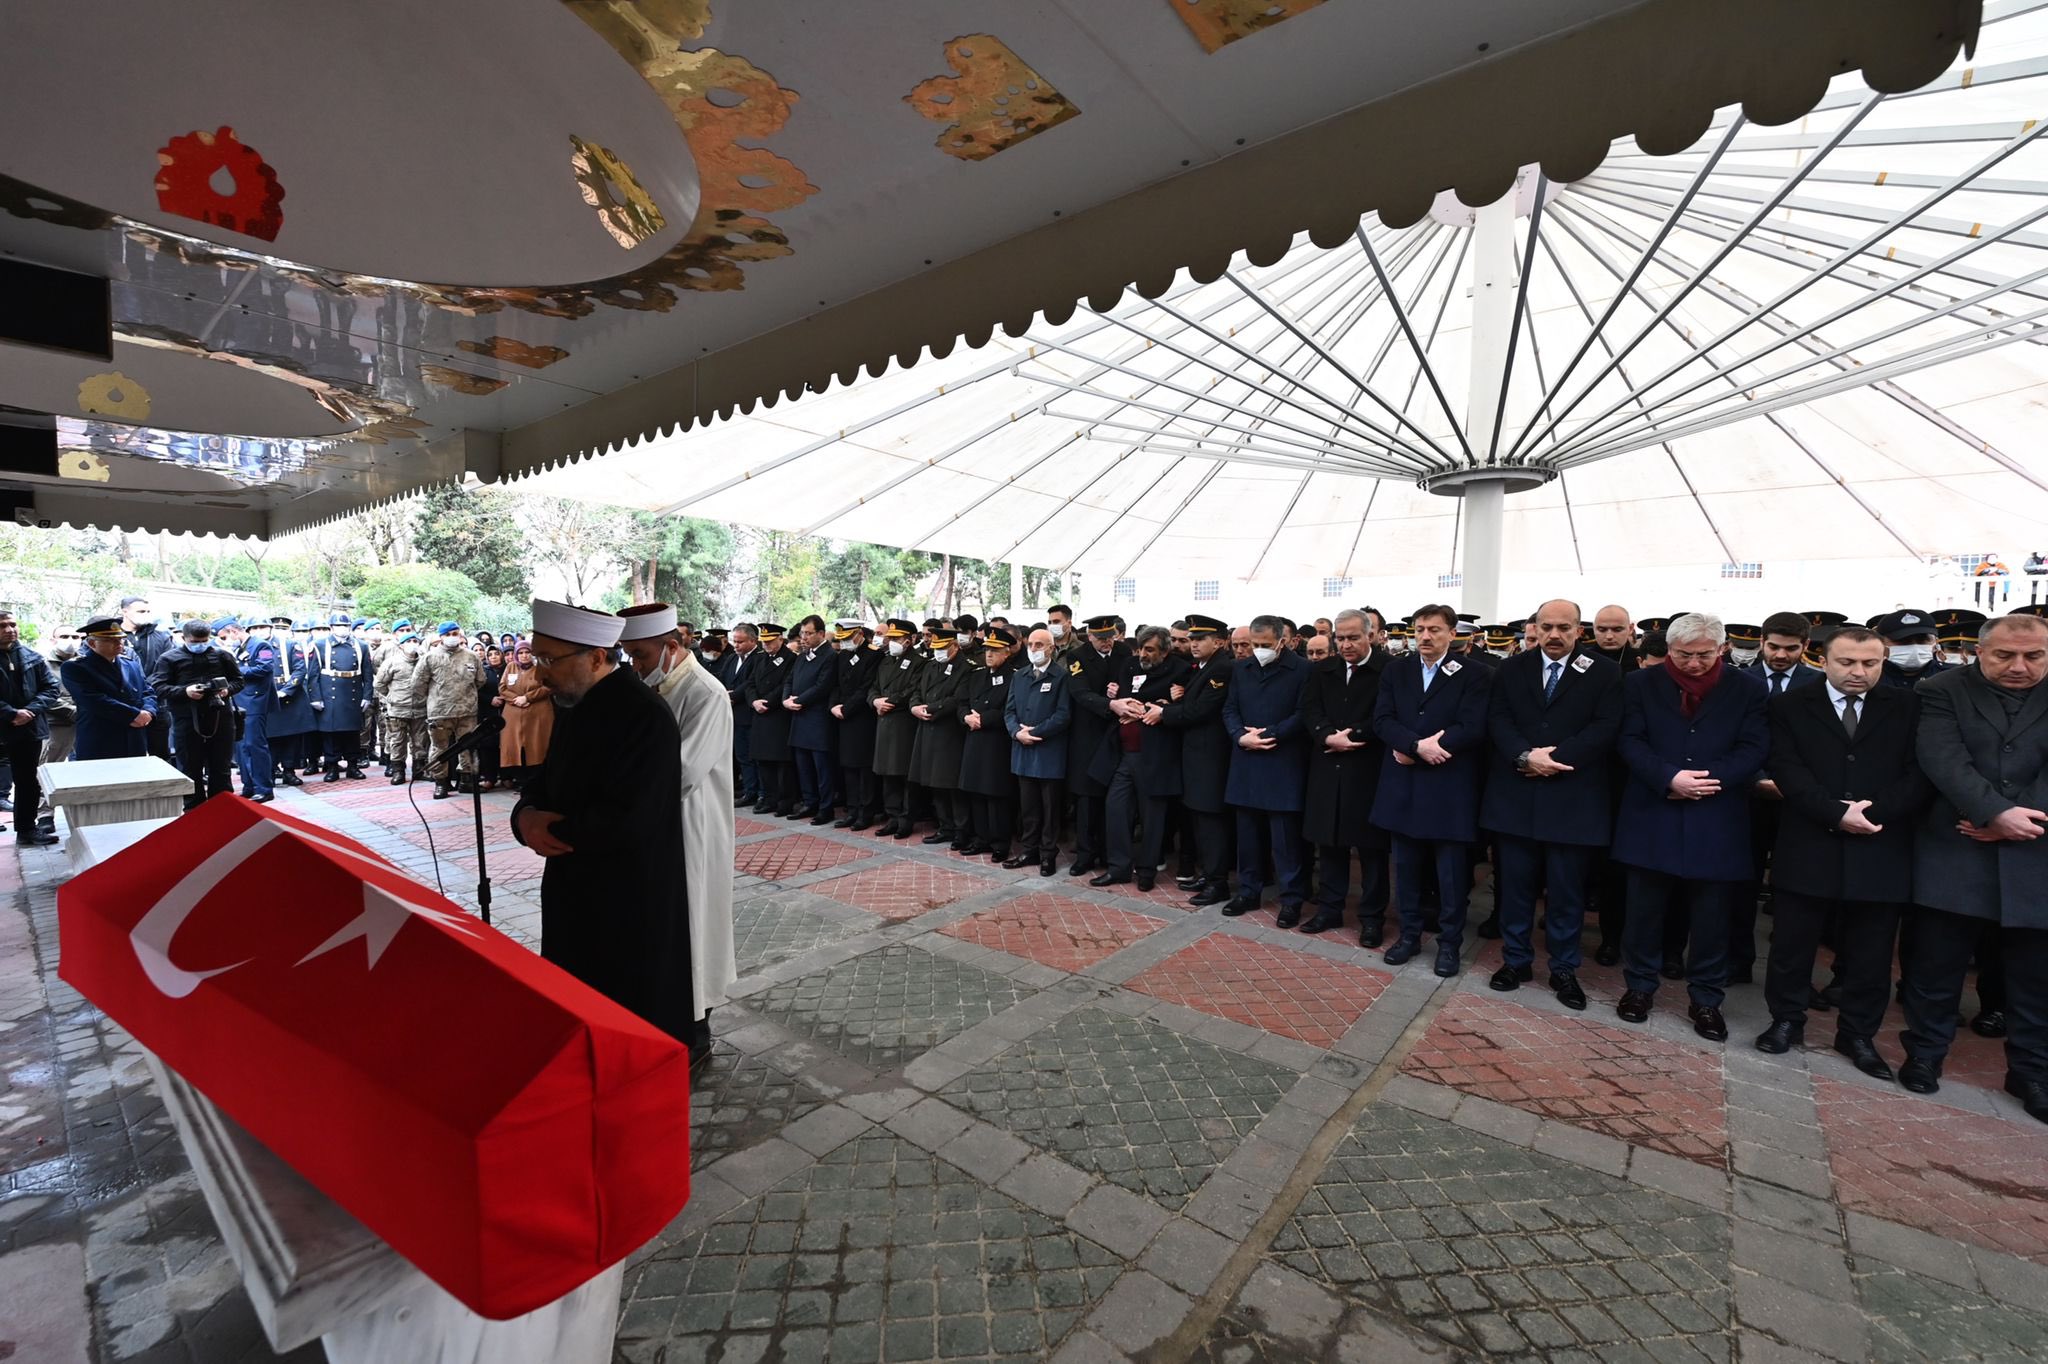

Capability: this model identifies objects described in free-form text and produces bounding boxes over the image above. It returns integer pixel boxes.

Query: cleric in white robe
[619,604,737,1058]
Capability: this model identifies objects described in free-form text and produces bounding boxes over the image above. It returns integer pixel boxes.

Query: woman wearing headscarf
[496,640,555,790]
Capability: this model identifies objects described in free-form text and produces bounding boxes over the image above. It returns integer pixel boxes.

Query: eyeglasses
[1670,647,1722,663]
[528,649,583,670]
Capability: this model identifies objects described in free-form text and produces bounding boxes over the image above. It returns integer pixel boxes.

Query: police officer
[1094,625,1190,892]
[62,616,154,762]
[1165,615,1236,906]
[958,627,1023,860]
[829,620,880,829]
[311,612,373,780]
[745,624,797,815]
[266,617,317,785]
[1875,608,1950,689]
[147,619,241,809]
[1064,615,1129,877]
[869,619,926,838]
[784,614,839,824]
[235,615,284,803]
[909,623,975,847]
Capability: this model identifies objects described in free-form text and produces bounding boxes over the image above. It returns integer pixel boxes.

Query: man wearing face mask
[783,614,839,824]
[233,615,282,803]
[869,619,927,838]
[619,602,736,1063]
[1089,625,1190,891]
[909,624,976,848]
[1046,603,1080,661]
[1063,615,1130,878]
[744,624,797,815]
[146,619,242,810]
[1725,624,1763,671]
[958,627,1023,860]
[411,622,486,799]
[376,632,427,784]
[310,613,374,782]
[1223,614,1314,921]
[1164,616,1236,904]
[1004,628,1072,874]
[118,595,174,763]
[829,620,880,830]
[1875,609,1949,690]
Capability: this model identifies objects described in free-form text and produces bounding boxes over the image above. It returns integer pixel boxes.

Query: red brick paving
[939,893,1163,971]
[1124,934,1392,1049]
[735,817,779,837]
[1401,994,1730,1167]
[732,834,871,881]
[1470,938,1630,1004]
[1818,1076,2048,1263]
[807,862,1004,921]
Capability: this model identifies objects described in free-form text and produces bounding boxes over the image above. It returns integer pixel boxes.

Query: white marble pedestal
[66,816,174,875]
[41,756,191,836]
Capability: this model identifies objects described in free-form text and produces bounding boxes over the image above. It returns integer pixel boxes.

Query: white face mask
[1730,647,1759,667]
[1253,646,1277,666]
[640,656,669,688]
[402,645,419,659]
[1889,643,1934,670]
[1049,622,1067,640]
[836,637,858,652]
[332,626,351,639]
[1942,650,1966,666]
[887,640,906,657]
[1027,647,1048,668]
[443,635,464,650]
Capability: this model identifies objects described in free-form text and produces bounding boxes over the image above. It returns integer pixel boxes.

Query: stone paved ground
[3,778,2047,1362]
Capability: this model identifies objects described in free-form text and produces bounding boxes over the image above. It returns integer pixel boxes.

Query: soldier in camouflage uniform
[377,632,427,784]
[410,621,487,798]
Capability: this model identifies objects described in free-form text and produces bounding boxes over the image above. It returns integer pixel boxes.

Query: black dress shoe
[1275,906,1302,930]
[1089,870,1131,888]
[346,768,367,780]
[1299,913,1341,935]
[1067,860,1097,877]
[1550,971,1587,1011]
[1594,943,1619,967]
[1002,852,1035,869]
[1834,1035,1894,1082]
[432,784,450,800]
[1189,883,1230,907]
[1040,861,1058,878]
[2005,1075,2048,1124]
[322,771,341,784]
[847,817,874,832]
[1475,912,1502,940]
[1489,963,1533,992]
[752,800,777,814]
[1176,873,1205,892]
[834,815,856,828]
[1434,944,1461,978]
[389,774,406,786]
[1688,1004,1729,1042]
[1755,1019,1803,1054]
[812,812,836,827]
[1221,894,1260,917]
[1134,873,1155,892]
[1617,989,1653,1024]
[1973,1010,2009,1039]
[1899,1058,1941,1094]
[1358,922,1385,950]
[249,793,275,806]
[892,822,915,840]
[788,806,816,822]
[15,830,58,846]
[279,773,304,787]
[1661,957,1686,981]
[958,841,989,856]
[1382,938,1420,966]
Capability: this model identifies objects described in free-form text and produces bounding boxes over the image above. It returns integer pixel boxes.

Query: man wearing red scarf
[1611,613,1771,1041]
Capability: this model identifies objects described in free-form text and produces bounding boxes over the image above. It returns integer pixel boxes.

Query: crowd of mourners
[2,592,2044,1121]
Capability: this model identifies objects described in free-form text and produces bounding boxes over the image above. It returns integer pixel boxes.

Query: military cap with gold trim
[79,614,126,639]
[1726,623,1763,647]
[1929,607,1985,641]
[1083,614,1118,635]
[832,617,865,640]
[927,624,958,645]
[1484,627,1515,649]
[1802,610,1849,631]
[1185,613,1227,636]
[756,622,785,641]
[882,618,916,638]
[2012,603,2048,619]
[1636,616,1672,635]
[984,626,1019,648]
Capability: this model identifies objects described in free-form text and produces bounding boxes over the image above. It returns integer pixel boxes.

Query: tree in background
[624,513,736,624]
[354,564,482,627]
[413,484,528,598]
[518,495,634,605]
[818,542,918,620]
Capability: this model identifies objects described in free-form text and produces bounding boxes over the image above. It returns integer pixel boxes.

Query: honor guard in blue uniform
[311,612,373,780]
[235,615,285,802]
[266,618,318,784]
[61,615,156,761]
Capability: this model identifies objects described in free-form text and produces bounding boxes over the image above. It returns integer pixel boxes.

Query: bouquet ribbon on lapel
[59,796,691,1320]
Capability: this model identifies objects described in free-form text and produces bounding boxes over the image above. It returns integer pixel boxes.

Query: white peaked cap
[616,604,678,641]
[530,599,624,648]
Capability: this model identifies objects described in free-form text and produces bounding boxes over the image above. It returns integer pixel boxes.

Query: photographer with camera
[147,618,242,810]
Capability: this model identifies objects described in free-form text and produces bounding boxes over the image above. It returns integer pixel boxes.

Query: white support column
[1461,478,1505,623]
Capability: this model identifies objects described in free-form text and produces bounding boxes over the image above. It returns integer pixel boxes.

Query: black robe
[511,665,694,1043]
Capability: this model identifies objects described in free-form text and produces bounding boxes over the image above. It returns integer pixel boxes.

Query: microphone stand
[430,719,502,925]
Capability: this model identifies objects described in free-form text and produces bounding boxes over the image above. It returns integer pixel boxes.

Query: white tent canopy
[532,4,2048,595]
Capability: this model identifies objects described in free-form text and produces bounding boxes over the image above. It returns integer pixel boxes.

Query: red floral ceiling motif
[153,126,286,242]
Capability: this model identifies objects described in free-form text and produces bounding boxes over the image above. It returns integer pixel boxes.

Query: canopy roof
[0,0,1970,537]
[533,2,2048,579]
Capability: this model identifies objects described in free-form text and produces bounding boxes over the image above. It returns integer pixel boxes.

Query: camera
[203,676,235,708]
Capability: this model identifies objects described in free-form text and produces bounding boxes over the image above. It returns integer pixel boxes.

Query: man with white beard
[617,603,737,1064]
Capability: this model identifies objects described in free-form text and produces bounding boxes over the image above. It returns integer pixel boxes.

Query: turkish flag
[58,796,692,1320]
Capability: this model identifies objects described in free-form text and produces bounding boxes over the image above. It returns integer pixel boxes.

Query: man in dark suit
[1223,614,1313,922]
[1740,611,1824,983]
[1480,599,1623,1010]
[744,624,796,814]
[61,615,156,762]
[1165,616,1237,906]
[1301,608,1390,944]
[1613,613,1770,1041]
[1746,611,1821,700]
[1092,626,1191,890]
[1903,612,2048,1119]
[1064,616,1130,877]
[1004,626,1072,875]
[723,624,764,805]
[1759,625,1931,1075]
[1371,603,1493,976]
[830,621,880,830]
[0,611,60,844]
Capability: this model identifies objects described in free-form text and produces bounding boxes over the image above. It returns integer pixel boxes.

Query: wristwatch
[1515,749,1533,772]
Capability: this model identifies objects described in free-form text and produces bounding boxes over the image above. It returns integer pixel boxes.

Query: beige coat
[496,664,555,767]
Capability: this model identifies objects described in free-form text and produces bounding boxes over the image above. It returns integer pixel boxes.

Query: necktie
[1771,672,1785,696]
[1842,694,1858,740]
[1544,661,1561,703]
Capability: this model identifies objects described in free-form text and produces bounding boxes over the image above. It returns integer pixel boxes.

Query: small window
[1436,572,1463,590]
[1321,576,1353,599]
[1113,577,1138,603]
[1192,579,1220,602]
[1953,553,1990,575]
[1719,562,1763,580]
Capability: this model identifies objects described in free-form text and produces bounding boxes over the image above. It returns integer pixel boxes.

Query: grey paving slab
[1259,1104,1735,1360]
[745,943,1038,1071]
[620,1133,1123,1362]
[730,894,874,976]
[688,1040,828,1172]
[940,1006,1296,1210]
[1857,1260,2048,1363]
